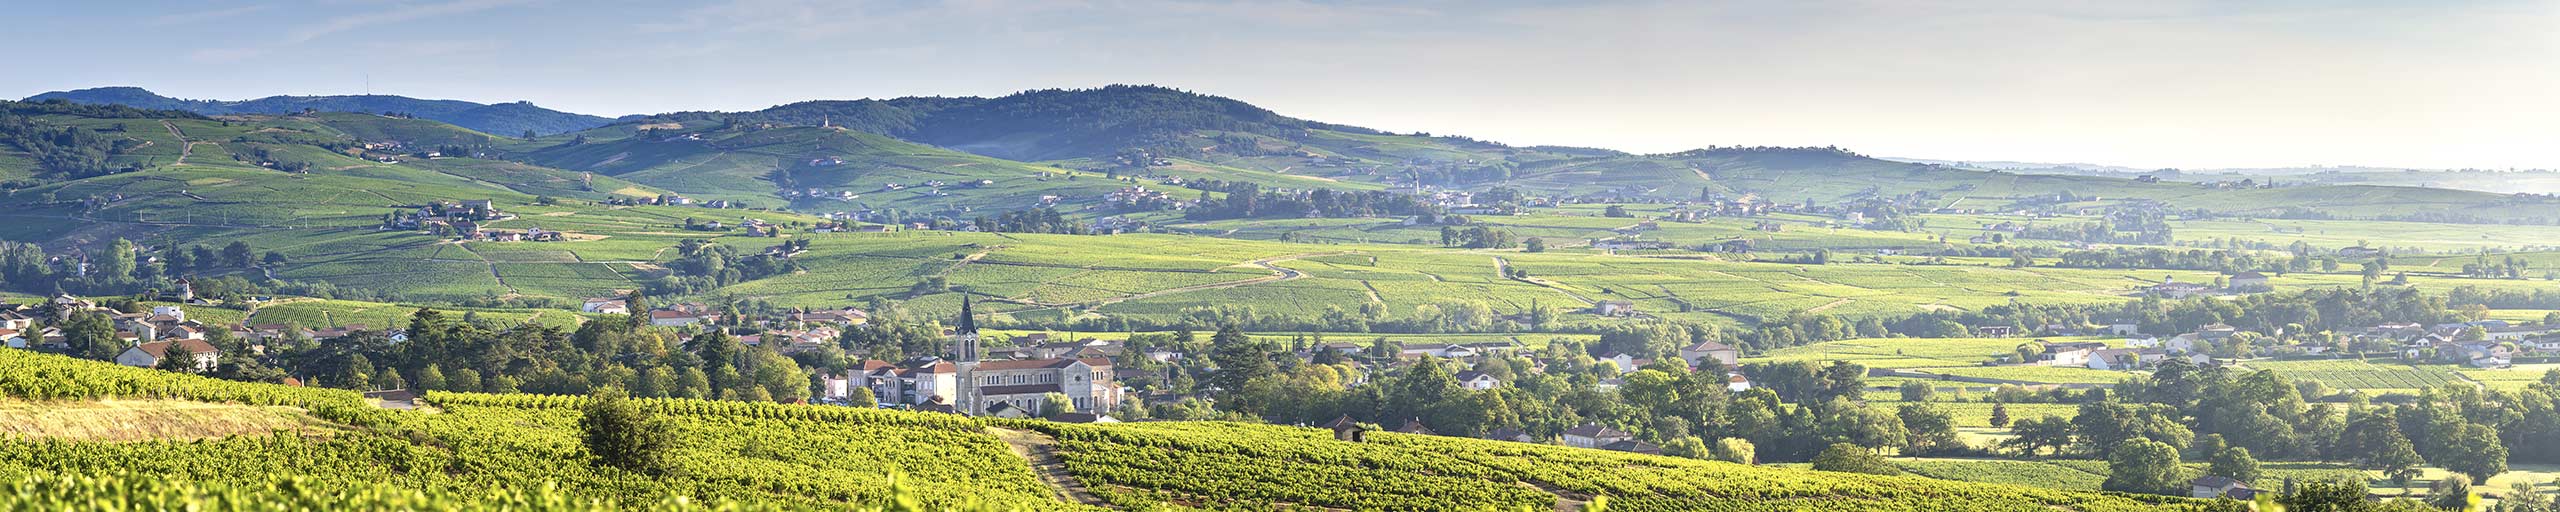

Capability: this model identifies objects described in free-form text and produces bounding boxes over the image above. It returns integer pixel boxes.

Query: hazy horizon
[9,0,2554,170]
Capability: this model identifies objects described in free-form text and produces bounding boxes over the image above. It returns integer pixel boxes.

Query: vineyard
[0,350,2226,511]
[2239,360,2465,393]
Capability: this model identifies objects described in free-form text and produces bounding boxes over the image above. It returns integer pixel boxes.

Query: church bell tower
[954,295,982,414]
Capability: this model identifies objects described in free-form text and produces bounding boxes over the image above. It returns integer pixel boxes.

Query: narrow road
[1493,256,1597,306]
[996,251,1348,311]
[162,121,193,166]
[987,427,1110,508]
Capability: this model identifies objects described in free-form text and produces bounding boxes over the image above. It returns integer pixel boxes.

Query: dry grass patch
[0,398,333,442]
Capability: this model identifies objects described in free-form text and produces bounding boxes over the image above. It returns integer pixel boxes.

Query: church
[852,296,1122,416]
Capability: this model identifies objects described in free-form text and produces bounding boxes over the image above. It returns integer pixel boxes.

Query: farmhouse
[2226,271,2270,291]
[2190,476,2256,500]
[1454,371,1500,390]
[2149,280,2212,299]
[1596,352,1646,372]
[1561,424,1635,449]
[1677,340,1740,368]
[1324,415,1369,442]
[1589,239,1674,251]
[2087,348,2160,371]
[580,298,629,315]
[114,338,220,371]
[1593,301,1638,317]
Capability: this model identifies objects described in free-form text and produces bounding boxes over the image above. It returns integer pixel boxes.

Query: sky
[7,0,2556,170]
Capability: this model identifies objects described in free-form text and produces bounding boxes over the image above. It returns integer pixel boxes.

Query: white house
[581,298,630,315]
[2105,323,2142,336]
[1678,340,1741,368]
[2047,346,2098,367]
[648,310,701,327]
[2087,348,2166,371]
[2485,325,2556,342]
[115,339,220,371]
[2227,271,2270,291]
[0,329,25,349]
[1593,301,1637,317]
[1597,352,1644,372]
[2192,476,2256,500]
[1455,371,1500,390]
[1561,424,1635,449]
[150,306,186,324]
[2161,334,2201,353]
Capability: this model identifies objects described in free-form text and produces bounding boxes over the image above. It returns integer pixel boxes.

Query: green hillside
[0,349,2210,511]
[26,87,614,136]
[510,121,1196,212]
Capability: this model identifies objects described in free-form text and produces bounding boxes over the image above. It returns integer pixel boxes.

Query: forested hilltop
[25,87,614,137]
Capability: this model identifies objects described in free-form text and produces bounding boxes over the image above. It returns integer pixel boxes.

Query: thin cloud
[287,0,531,44]
[144,4,278,27]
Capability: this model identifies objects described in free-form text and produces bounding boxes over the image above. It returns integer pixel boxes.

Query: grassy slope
[0,350,2205,511]
[510,123,1197,212]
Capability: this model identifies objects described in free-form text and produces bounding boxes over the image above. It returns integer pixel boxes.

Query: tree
[2014,343,2045,363]
[1898,381,1934,402]
[99,238,137,282]
[63,311,119,361]
[2427,475,2476,512]
[1040,392,1076,418]
[634,366,672,398]
[2493,479,2556,512]
[1988,403,2011,429]
[222,241,254,267]
[1663,436,1710,459]
[2102,439,2181,495]
[2443,426,2508,484]
[2208,447,2262,485]
[261,251,287,267]
[1710,438,1756,465]
[1810,443,1899,475]
[1207,324,1273,395]
[2281,479,2376,512]
[849,387,878,408]
[1603,205,1631,218]
[1898,404,1962,456]
[675,366,710,400]
[414,364,447,391]
[154,342,199,373]
[579,388,672,475]
[449,368,483,393]
[2003,415,2074,457]
[1523,237,1546,253]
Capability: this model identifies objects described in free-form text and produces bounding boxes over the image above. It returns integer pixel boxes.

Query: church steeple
[954,295,981,363]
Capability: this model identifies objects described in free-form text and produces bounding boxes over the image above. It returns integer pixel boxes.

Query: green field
[0,349,2213,512]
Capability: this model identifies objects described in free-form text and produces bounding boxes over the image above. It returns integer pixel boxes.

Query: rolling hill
[26,87,613,137]
[0,349,2215,511]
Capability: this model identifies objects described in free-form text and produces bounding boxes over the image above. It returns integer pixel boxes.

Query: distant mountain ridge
[23,86,613,136]
[632,85,1464,162]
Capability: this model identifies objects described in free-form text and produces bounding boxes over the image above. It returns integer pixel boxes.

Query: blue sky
[7,0,2555,169]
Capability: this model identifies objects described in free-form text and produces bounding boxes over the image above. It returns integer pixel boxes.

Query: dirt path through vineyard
[987,427,1111,508]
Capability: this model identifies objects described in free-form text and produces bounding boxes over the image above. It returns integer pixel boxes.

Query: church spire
[957,294,977,335]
